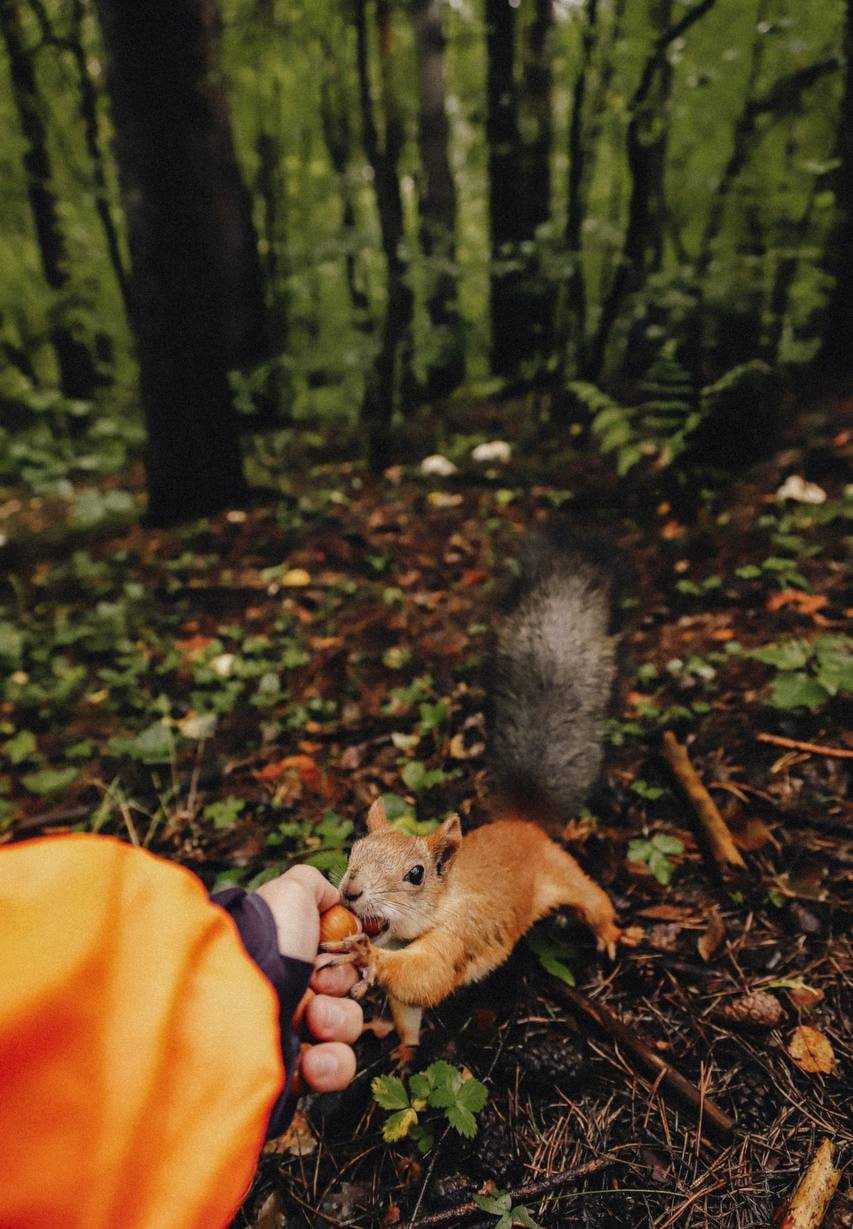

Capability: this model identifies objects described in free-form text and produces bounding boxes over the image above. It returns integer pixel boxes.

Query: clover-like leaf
[371,1074,410,1111]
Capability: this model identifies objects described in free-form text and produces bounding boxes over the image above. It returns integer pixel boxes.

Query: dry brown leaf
[788,1025,835,1075]
[730,813,774,852]
[277,1108,317,1157]
[765,589,828,615]
[636,904,696,921]
[697,907,726,962]
[787,984,824,1011]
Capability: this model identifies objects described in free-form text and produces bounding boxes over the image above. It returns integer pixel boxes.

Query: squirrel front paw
[320,932,376,997]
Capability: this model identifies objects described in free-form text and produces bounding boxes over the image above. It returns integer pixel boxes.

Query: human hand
[256,865,363,1093]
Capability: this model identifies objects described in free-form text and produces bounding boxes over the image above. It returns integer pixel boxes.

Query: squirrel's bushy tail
[488,522,617,830]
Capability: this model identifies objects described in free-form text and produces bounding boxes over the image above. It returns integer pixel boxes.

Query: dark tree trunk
[92,0,250,525]
[485,0,522,380]
[562,0,601,375]
[1,0,98,399]
[411,0,464,397]
[355,0,414,471]
[819,0,853,372]
[319,43,370,320]
[589,0,718,377]
[517,0,556,376]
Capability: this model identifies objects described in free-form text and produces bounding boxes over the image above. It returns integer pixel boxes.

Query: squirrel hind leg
[390,997,424,1050]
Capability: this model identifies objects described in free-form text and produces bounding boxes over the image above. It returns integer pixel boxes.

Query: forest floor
[0,396,850,1228]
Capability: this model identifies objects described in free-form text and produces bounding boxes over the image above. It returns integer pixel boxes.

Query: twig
[409,1156,613,1228]
[776,1138,841,1229]
[757,732,853,760]
[550,984,735,1140]
[662,731,746,872]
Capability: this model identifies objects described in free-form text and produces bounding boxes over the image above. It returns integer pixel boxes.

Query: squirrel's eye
[404,864,424,885]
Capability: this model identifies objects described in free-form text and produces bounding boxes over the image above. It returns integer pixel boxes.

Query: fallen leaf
[281,568,312,587]
[697,907,726,962]
[730,813,774,852]
[787,984,825,1011]
[251,1190,285,1229]
[765,590,828,615]
[636,904,696,921]
[265,1108,317,1157]
[258,754,328,794]
[788,1025,835,1074]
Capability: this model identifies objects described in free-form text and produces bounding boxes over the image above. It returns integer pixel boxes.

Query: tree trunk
[411,0,464,397]
[589,0,718,377]
[485,0,522,380]
[1,0,98,400]
[355,0,414,470]
[562,0,601,375]
[818,0,853,372]
[319,43,370,320]
[517,0,555,377]
[92,0,250,525]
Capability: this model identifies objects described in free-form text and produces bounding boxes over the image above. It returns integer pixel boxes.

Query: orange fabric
[0,834,284,1229]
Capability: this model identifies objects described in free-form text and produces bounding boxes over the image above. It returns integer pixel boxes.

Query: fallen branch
[662,731,746,871]
[550,983,735,1140]
[409,1156,612,1227]
[776,1138,841,1229]
[757,732,853,760]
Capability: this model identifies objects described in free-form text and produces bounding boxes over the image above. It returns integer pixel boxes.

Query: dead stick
[409,1156,612,1228]
[551,983,735,1140]
[757,732,853,760]
[662,731,746,871]
[777,1139,841,1229]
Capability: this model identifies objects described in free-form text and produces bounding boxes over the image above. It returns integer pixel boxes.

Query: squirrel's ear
[365,796,390,833]
[428,814,462,876]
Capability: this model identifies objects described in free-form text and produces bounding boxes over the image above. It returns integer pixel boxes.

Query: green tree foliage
[0,0,847,500]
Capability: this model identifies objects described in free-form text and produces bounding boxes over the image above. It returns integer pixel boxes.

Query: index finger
[280,864,341,913]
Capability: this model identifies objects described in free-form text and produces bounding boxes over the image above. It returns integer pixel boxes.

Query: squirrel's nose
[342,886,363,902]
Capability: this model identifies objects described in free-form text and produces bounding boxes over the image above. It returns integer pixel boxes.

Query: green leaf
[647,848,675,885]
[474,1192,512,1216]
[371,1074,410,1111]
[4,729,37,764]
[651,833,684,855]
[511,1206,543,1228]
[526,931,577,986]
[203,797,246,829]
[382,1107,419,1142]
[768,672,829,711]
[456,1078,488,1113]
[108,720,174,765]
[749,641,811,670]
[446,1104,478,1137]
[22,766,78,796]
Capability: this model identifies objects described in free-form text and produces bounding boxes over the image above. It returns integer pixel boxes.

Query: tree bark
[411,0,464,397]
[92,0,250,525]
[485,0,522,380]
[355,0,414,470]
[818,0,853,372]
[589,0,718,377]
[1,0,98,400]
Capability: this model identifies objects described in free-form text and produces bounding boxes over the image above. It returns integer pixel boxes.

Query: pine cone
[514,1033,588,1094]
[474,1111,519,1181]
[731,1064,780,1130]
[719,990,783,1030]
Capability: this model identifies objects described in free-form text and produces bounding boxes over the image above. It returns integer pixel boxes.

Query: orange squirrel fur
[323,797,620,1049]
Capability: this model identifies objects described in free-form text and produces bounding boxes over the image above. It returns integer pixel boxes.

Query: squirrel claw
[321,933,376,993]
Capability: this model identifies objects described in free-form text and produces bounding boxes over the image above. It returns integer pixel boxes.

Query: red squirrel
[323,528,621,1052]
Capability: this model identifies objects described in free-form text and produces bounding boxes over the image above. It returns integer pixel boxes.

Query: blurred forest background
[0,0,850,523]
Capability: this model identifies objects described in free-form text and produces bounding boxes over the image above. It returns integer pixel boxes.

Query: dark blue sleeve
[212,887,313,1138]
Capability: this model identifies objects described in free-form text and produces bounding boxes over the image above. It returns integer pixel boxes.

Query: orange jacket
[0,834,285,1229]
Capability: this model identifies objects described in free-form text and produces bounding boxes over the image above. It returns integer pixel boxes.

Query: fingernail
[310,1051,337,1079]
[320,1000,345,1028]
